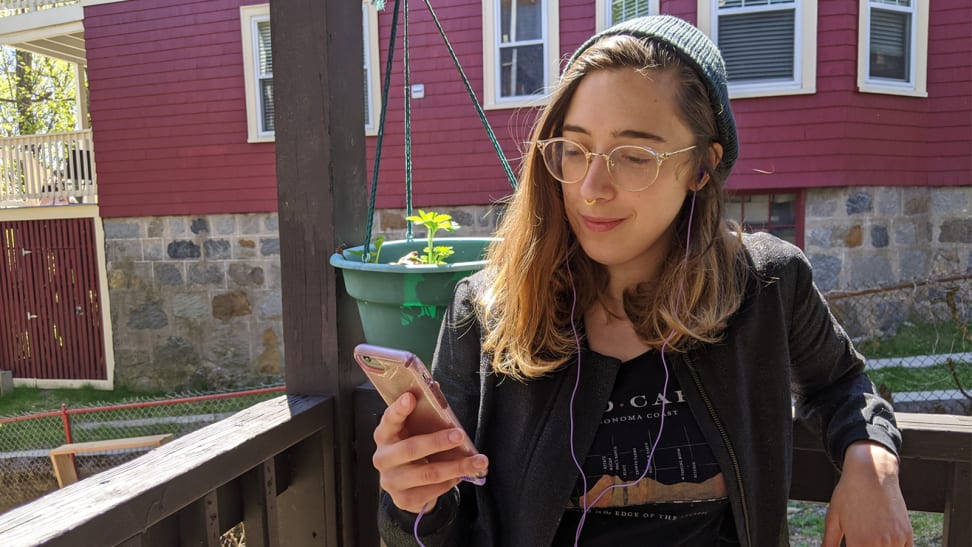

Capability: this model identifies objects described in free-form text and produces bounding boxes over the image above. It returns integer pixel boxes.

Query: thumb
[821,506,843,547]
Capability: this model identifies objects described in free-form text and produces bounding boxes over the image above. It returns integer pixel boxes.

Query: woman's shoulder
[740,231,811,279]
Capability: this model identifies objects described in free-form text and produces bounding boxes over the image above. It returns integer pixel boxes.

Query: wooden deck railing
[0,386,968,546]
[0,395,337,547]
[0,130,96,207]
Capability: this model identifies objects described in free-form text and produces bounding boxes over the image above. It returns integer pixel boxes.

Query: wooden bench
[49,434,174,487]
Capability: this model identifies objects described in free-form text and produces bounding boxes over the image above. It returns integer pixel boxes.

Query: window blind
[869,8,910,80]
[611,0,652,24]
[719,9,795,82]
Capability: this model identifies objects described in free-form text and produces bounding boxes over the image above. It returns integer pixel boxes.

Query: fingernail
[399,394,410,407]
[473,455,488,469]
[448,430,462,444]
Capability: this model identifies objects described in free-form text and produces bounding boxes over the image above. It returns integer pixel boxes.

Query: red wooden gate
[0,218,107,380]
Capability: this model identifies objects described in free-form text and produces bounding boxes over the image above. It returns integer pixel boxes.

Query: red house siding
[86,0,276,218]
[85,0,969,217]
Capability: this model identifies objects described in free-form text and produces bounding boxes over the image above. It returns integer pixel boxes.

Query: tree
[0,46,77,137]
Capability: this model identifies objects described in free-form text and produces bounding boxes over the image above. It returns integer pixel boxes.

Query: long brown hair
[478,35,747,380]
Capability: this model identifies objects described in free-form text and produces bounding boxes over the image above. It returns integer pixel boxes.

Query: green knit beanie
[565,15,738,177]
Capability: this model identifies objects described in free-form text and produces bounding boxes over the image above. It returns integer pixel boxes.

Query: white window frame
[697,0,817,99]
[482,0,559,110]
[857,0,928,97]
[595,0,660,32]
[363,2,382,136]
[241,4,274,143]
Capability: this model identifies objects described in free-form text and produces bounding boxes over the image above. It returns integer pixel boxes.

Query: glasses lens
[608,146,660,190]
[542,139,588,183]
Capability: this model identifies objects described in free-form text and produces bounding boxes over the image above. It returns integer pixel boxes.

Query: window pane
[611,0,652,24]
[721,0,794,8]
[260,78,274,133]
[500,44,544,97]
[362,8,372,128]
[500,0,542,43]
[770,226,797,244]
[724,199,743,224]
[257,20,272,75]
[872,0,910,6]
[719,9,795,82]
[869,8,910,81]
[770,193,797,225]
[744,194,770,223]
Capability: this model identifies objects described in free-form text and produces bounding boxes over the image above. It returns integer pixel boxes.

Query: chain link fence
[826,274,972,415]
[0,385,284,514]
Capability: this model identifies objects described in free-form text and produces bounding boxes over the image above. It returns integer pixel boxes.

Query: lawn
[857,320,971,359]
[869,362,972,393]
[788,501,944,546]
[0,385,164,417]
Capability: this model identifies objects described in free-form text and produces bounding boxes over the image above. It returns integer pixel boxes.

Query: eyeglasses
[536,137,697,192]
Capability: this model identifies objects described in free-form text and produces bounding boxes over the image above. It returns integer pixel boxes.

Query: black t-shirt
[552,351,736,546]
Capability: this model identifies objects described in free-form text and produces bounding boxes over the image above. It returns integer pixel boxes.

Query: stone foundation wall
[104,214,283,391]
[804,186,971,292]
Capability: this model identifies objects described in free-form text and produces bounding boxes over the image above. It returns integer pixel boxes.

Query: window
[241,4,273,142]
[240,3,382,142]
[596,0,660,31]
[725,191,803,246]
[482,0,559,110]
[697,0,817,98]
[363,3,381,135]
[858,0,928,97]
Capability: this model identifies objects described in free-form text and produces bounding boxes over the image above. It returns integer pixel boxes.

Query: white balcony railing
[0,129,97,207]
[0,0,77,17]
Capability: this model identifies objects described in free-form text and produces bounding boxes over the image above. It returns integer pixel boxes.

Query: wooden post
[271,0,368,544]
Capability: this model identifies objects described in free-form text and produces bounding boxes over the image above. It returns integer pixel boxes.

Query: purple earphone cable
[568,190,699,545]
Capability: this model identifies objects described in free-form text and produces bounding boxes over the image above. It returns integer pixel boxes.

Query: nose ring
[584,199,597,206]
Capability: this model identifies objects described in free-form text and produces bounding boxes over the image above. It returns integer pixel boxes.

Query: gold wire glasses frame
[536,137,697,192]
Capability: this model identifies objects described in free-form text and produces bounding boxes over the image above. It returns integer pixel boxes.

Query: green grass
[869,362,972,394]
[788,501,944,546]
[0,386,284,452]
[0,385,164,417]
[857,321,971,359]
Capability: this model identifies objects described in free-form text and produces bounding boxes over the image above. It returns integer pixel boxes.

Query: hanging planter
[330,236,497,364]
[331,0,515,364]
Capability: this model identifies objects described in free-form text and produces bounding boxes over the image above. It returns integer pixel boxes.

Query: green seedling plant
[406,210,459,265]
[345,235,386,263]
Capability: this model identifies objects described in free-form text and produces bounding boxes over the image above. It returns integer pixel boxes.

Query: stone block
[228,263,265,287]
[128,301,168,330]
[239,215,262,235]
[900,250,928,281]
[265,214,278,232]
[155,263,184,286]
[381,211,408,231]
[190,218,209,234]
[104,221,140,239]
[806,227,830,248]
[258,289,283,319]
[167,218,188,236]
[147,218,164,238]
[848,254,893,289]
[204,239,232,259]
[143,238,165,261]
[809,254,841,292]
[260,238,280,256]
[806,195,838,218]
[188,263,224,286]
[903,192,929,215]
[0,370,13,396]
[893,221,916,245]
[875,188,900,216]
[168,240,201,259]
[845,225,862,248]
[107,240,143,262]
[235,239,258,259]
[870,225,889,248]
[939,219,972,243]
[255,327,283,374]
[931,188,970,215]
[846,192,873,215]
[173,293,209,320]
[212,291,252,319]
[212,215,236,235]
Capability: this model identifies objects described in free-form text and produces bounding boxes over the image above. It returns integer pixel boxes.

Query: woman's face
[559,67,700,283]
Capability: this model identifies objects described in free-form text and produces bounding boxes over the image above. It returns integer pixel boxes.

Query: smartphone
[354,343,486,485]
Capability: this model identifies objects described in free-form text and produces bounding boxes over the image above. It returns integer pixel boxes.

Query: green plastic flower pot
[329,237,498,364]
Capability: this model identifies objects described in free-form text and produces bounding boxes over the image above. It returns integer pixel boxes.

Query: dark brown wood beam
[271,0,368,544]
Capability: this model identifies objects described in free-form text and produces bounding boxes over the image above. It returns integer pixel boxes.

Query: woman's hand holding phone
[372,391,490,513]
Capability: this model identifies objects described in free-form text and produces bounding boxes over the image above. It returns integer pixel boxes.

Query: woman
[373,15,912,546]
